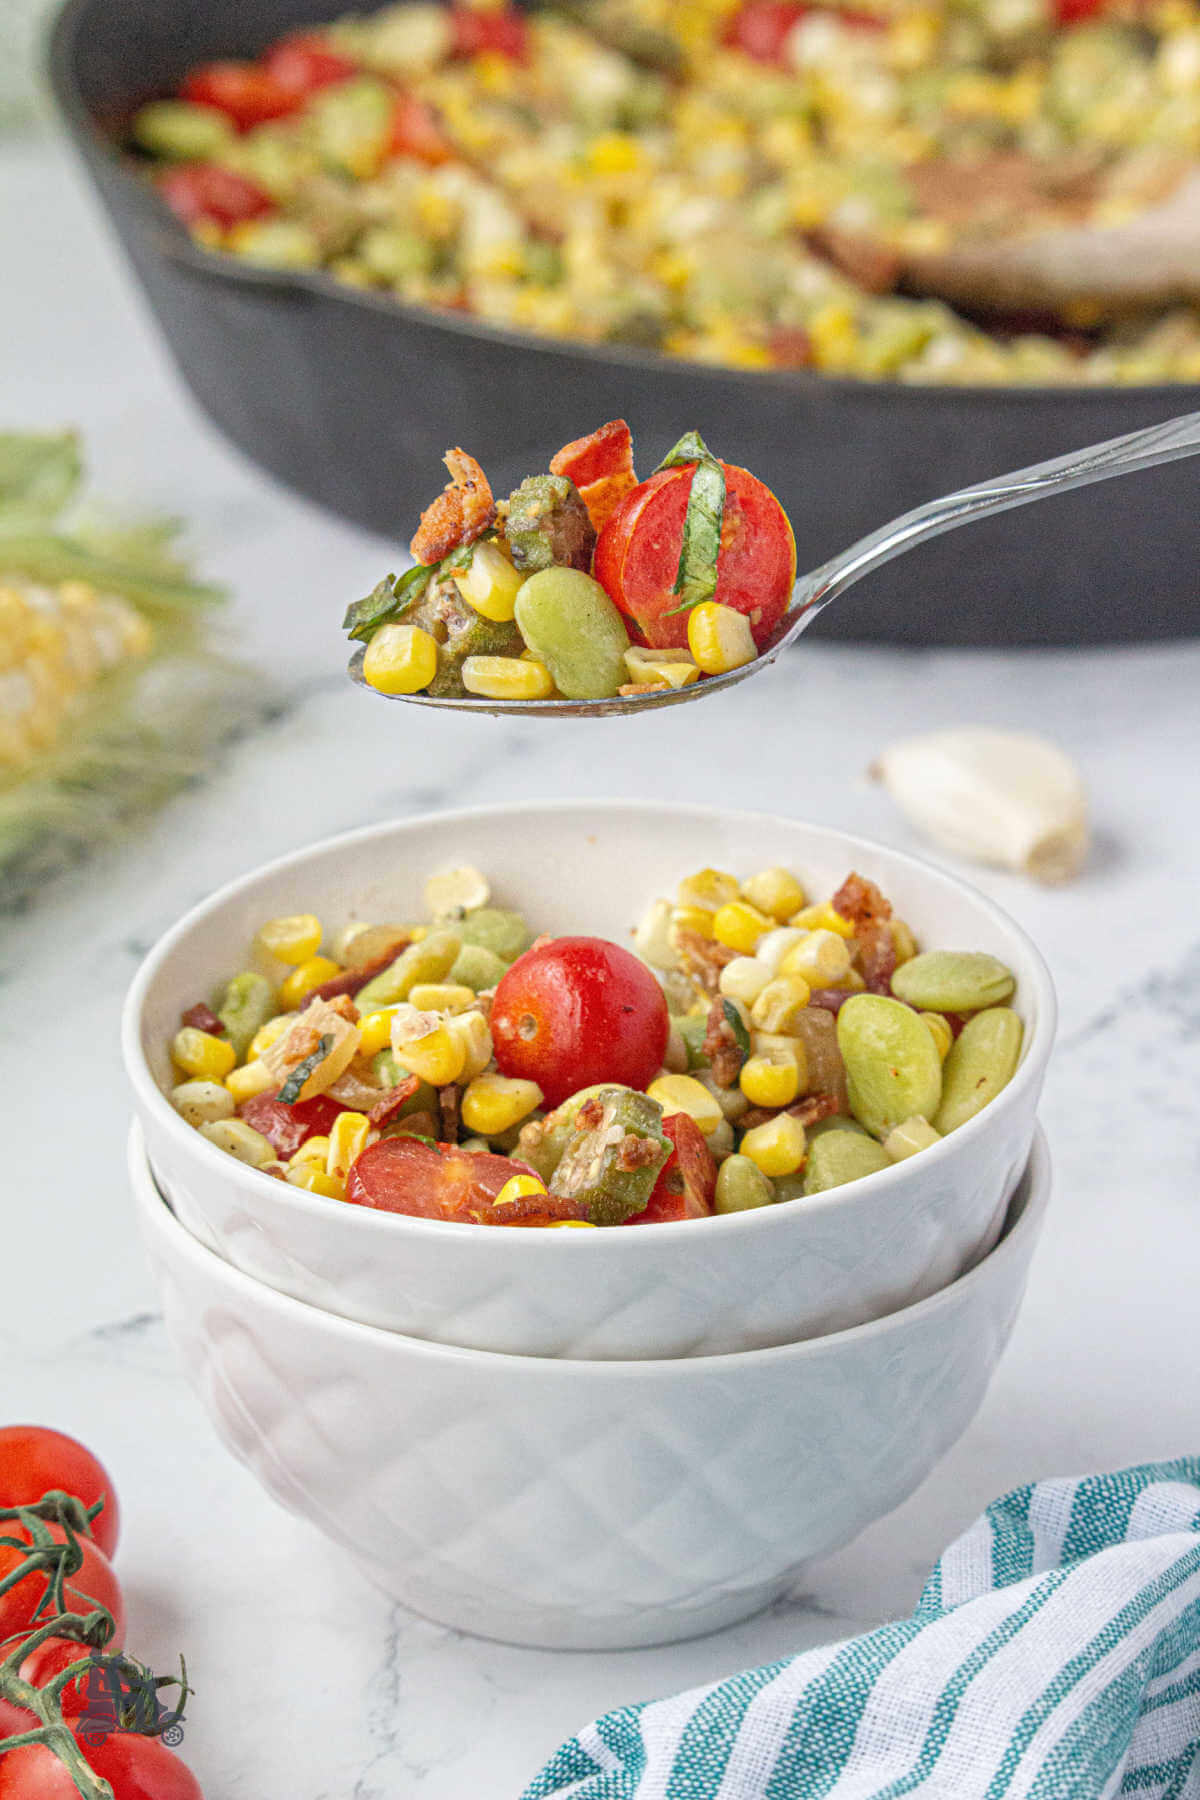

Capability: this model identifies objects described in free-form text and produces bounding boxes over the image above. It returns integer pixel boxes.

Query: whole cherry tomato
[0,1429,119,1558]
[491,937,670,1109]
[16,1637,96,1718]
[631,1113,717,1223]
[593,461,796,651]
[450,6,531,61]
[0,1731,203,1799]
[0,1527,125,1651]
[181,62,300,129]
[346,1138,580,1224]
[261,34,358,95]
[159,164,275,230]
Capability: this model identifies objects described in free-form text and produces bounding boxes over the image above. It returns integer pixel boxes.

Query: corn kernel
[257,913,322,965]
[289,1135,331,1168]
[409,983,478,1014]
[781,930,852,988]
[391,1021,467,1087]
[921,1012,954,1061]
[739,1053,800,1110]
[883,1115,942,1162]
[357,1009,397,1057]
[278,956,342,1010]
[789,902,855,938]
[448,1009,494,1080]
[172,1027,237,1082]
[891,918,919,966]
[461,1073,543,1136]
[739,1113,807,1178]
[622,647,700,690]
[249,1013,297,1061]
[547,1220,597,1229]
[754,927,808,974]
[677,868,740,911]
[588,131,641,174]
[635,898,680,970]
[462,655,554,700]
[362,622,439,695]
[670,904,717,942]
[493,1172,550,1207]
[198,1118,276,1168]
[687,601,757,675]
[712,900,773,955]
[286,1165,347,1200]
[453,541,524,622]
[170,1081,235,1128]
[646,1074,723,1136]
[327,1112,371,1181]
[750,975,811,1032]
[719,956,771,1006]
[742,867,806,922]
[225,1059,277,1105]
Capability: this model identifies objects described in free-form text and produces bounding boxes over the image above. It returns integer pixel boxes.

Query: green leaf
[276,1036,333,1105]
[0,431,83,531]
[655,431,726,617]
[654,430,716,474]
[342,565,431,642]
[722,999,751,1071]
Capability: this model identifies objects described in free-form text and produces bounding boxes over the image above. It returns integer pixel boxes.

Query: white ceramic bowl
[133,1119,1050,1650]
[124,802,1056,1360]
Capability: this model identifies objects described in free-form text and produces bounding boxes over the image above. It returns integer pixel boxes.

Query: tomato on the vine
[0,1429,119,1558]
[16,1637,96,1718]
[0,1731,203,1799]
[490,937,670,1109]
[0,1529,125,1651]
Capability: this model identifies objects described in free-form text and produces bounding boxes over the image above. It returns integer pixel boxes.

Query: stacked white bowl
[124,803,1055,1649]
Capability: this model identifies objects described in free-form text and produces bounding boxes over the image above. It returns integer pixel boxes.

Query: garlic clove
[872,728,1089,884]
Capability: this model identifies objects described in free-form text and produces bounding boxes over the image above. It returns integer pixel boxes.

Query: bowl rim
[122,798,1057,1246]
[46,0,1200,410]
[132,1117,1050,1373]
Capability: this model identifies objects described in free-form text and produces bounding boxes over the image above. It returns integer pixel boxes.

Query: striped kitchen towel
[523,1458,1200,1800]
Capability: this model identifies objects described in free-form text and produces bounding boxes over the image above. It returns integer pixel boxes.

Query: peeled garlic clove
[424,864,490,918]
[872,728,1088,884]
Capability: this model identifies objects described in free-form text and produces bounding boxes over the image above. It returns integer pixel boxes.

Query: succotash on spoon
[350,407,1200,718]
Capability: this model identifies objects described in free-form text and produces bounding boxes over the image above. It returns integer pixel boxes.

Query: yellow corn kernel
[357,1009,397,1057]
[452,541,524,622]
[391,1021,467,1087]
[326,1112,371,1181]
[781,930,853,988]
[712,900,773,955]
[750,975,811,1033]
[739,1053,800,1110]
[461,655,554,700]
[447,1009,494,1080]
[362,622,439,695]
[588,131,641,175]
[754,926,808,974]
[172,1027,237,1082]
[687,601,757,675]
[257,913,323,965]
[409,982,478,1014]
[677,869,740,911]
[891,918,919,966]
[742,867,806,923]
[670,904,717,942]
[198,1118,276,1168]
[622,647,700,690]
[809,301,858,374]
[286,1165,347,1200]
[493,1171,550,1207]
[224,1059,278,1106]
[548,1220,597,1228]
[844,968,867,992]
[789,902,856,938]
[921,1012,954,1061]
[461,1073,543,1137]
[278,956,342,1010]
[646,1074,723,1136]
[883,1115,942,1162]
[289,1135,331,1169]
[248,1013,297,1061]
[739,1113,807,1178]
[718,956,771,1006]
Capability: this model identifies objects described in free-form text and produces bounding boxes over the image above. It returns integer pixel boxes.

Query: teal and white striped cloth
[523,1459,1200,1800]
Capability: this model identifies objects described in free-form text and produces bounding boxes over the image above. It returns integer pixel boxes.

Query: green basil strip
[343,564,431,643]
[276,1035,333,1105]
[655,431,726,617]
[722,999,751,1071]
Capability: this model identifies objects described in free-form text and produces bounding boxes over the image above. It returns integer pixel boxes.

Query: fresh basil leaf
[722,999,751,1071]
[655,431,726,617]
[654,430,715,474]
[343,565,430,642]
[276,1035,333,1105]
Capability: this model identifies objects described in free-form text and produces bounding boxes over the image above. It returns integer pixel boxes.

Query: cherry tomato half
[181,62,300,130]
[491,937,670,1110]
[261,34,358,95]
[0,1731,203,1800]
[450,6,531,61]
[346,1137,578,1224]
[0,1429,119,1559]
[387,92,454,164]
[724,1,883,61]
[631,1113,717,1223]
[0,1526,125,1650]
[237,1093,343,1160]
[159,164,275,231]
[593,462,797,651]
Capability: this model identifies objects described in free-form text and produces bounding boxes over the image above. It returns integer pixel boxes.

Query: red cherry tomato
[1054,0,1106,19]
[346,1137,579,1224]
[387,92,454,164]
[261,34,358,95]
[593,462,797,651]
[632,1112,717,1223]
[181,62,300,130]
[17,1637,96,1717]
[0,1732,203,1800]
[159,164,275,231]
[490,937,670,1110]
[0,1527,125,1650]
[450,6,531,61]
[0,1429,119,1560]
[237,1093,343,1160]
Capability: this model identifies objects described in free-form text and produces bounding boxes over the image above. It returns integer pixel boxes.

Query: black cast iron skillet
[48,0,1200,645]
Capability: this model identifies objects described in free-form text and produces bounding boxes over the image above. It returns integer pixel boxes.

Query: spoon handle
[787,406,1200,636]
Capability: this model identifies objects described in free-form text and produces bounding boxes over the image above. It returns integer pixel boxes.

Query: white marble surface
[3,126,1200,1799]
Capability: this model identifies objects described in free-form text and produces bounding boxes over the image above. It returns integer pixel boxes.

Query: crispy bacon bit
[703,994,743,1089]
[181,1002,225,1035]
[740,1092,845,1133]
[549,419,637,535]
[809,227,901,295]
[471,1190,587,1228]
[410,447,496,565]
[369,1074,423,1127]
[617,1132,664,1172]
[768,325,814,369]
[832,871,896,994]
[619,682,669,697]
[807,987,857,1015]
[302,952,394,1009]
[675,927,739,996]
[438,1084,461,1144]
[577,1096,606,1132]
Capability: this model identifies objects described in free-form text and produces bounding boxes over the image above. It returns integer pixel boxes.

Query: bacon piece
[740,1092,844,1133]
[410,448,495,565]
[369,1074,423,1128]
[549,419,637,535]
[181,1002,225,1035]
[438,1084,461,1145]
[302,952,394,1009]
[675,928,739,996]
[807,987,857,1015]
[832,871,896,994]
[703,994,744,1089]
[809,227,901,295]
[617,1132,664,1172]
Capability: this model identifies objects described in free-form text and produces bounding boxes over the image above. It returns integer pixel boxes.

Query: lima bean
[935,1007,1023,1134]
[837,994,943,1140]
[458,907,530,962]
[355,928,460,1009]
[514,568,630,700]
[217,972,276,1061]
[449,943,510,990]
[803,1128,892,1194]
[714,1154,775,1213]
[891,950,1015,1015]
[132,100,235,161]
[674,1013,711,1071]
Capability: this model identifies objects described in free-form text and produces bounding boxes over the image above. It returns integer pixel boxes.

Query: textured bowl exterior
[132,1121,1050,1650]
[124,803,1056,1360]
[48,0,1200,647]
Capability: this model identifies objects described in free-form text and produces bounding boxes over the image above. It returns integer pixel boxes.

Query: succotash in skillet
[165,860,1023,1226]
[133,0,1200,384]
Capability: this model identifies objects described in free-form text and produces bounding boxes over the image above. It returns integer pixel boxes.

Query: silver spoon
[350,407,1200,717]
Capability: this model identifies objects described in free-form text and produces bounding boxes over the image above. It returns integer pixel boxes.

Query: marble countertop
[3,126,1200,1800]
